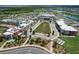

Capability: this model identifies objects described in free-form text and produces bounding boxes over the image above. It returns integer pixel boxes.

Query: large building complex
[37,13,54,20]
[55,19,78,36]
[1,19,34,40]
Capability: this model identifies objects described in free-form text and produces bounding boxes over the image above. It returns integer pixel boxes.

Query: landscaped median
[26,38,53,51]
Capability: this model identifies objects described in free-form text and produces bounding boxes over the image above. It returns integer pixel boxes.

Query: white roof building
[40,13,54,17]
[38,13,54,19]
[38,13,54,17]
[60,25,77,31]
[56,19,77,32]
[3,32,13,35]
[1,19,17,22]
[6,27,21,33]
[20,23,28,28]
[3,31,14,39]
[19,20,34,28]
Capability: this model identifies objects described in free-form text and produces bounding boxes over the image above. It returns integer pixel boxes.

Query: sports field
[34,22,51,34]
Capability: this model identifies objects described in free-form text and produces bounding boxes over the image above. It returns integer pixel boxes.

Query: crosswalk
[56,38,65,45]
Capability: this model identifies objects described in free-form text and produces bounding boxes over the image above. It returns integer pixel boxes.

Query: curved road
[0,46,51,54]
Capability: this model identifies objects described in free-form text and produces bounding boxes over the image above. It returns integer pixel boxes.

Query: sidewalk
[0,39,15,49]
[22,38,29,45]
[32,20,43,31]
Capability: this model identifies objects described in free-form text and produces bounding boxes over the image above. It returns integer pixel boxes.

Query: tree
[41,40,47,46]
[32,31,35,35]
[47,33,50,37]
[52,31,54,35]
[49,20,51,23]
[30,39,34,44]
[36,38,41,44]
[30,28,32,32]
[53,42,57,48]
[29,35,32,39]
[0,36,3,42]
[24,30,27,35]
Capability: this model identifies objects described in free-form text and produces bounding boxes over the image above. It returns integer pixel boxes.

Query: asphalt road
[0,46,50,54]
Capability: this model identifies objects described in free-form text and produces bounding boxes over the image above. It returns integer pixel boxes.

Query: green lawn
[34,22,51,34]
[60,35,79,54]
[0,27,6,33]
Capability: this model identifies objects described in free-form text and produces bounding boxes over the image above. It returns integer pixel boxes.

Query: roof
[61,26,77,31]
[73,24,79,27]
[39,13,54,17]
[19,20,34,28]
[3,32,13,35]
[56,20,66,26]
[20,23,28,27]
[1,19,17,22]
[6,27,21,33]
[56,19,77,31]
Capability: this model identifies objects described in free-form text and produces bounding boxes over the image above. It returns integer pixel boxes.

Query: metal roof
[56,19,77,31]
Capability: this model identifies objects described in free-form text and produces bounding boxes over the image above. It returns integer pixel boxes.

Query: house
[3,27,22,40]
[1,19,18,25]
[19,20,34,28]
[3,32,13,40]
[6,27,22,35]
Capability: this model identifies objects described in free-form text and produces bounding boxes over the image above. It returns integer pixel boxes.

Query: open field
[34,22,51,34]
[60,35,79,54]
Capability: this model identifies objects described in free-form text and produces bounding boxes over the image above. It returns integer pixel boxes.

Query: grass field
[0,27,6,33]
[60,35,79,54]
[34,22,51,34]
